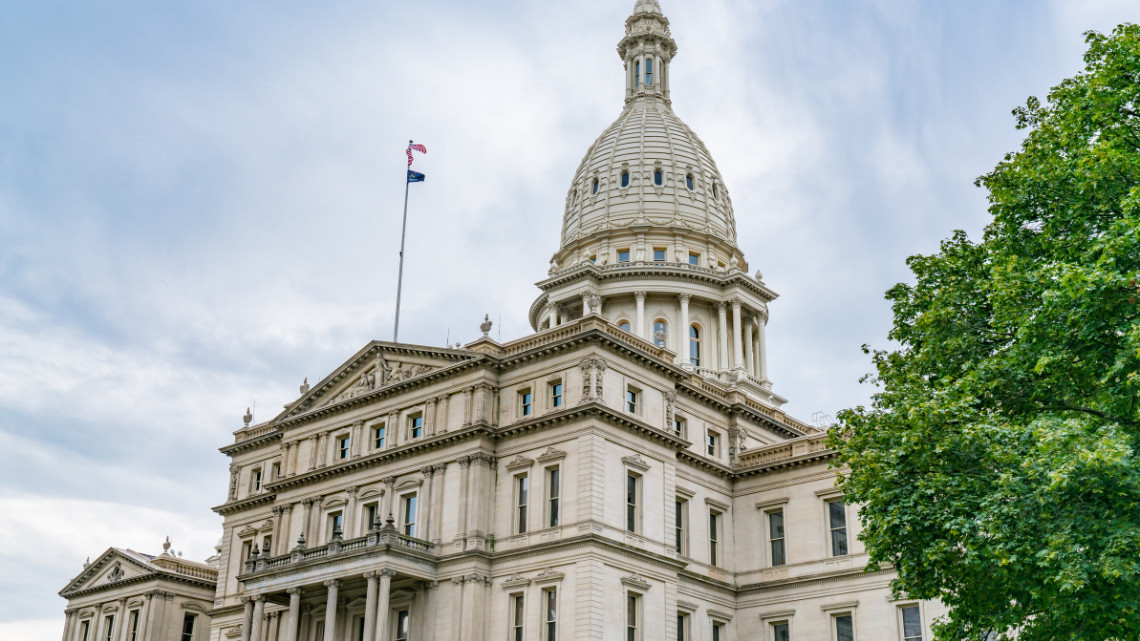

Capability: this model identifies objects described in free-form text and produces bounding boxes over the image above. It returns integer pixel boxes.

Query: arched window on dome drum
[686,174,694,190]
[619,320,632,333]
[621,171,630,188]
[689,326,701,367]
[654,170,663,186]
[635,60,640,87]
[592,178,599,194]
[653,320,668,348]
[645,58,653,86]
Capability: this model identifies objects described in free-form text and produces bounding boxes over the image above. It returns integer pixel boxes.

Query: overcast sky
[1,1,1134,638]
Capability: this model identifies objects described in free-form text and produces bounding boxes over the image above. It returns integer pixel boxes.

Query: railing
[151,557,219,581]
[233,423,276,443]
[496,316,673,362]
[737,433,830,467]
[245,528,435,575]
[735,395,818,434]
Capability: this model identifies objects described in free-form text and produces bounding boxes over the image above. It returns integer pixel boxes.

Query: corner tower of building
[532,0,782,406]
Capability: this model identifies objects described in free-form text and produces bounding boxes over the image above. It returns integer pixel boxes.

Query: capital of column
[248,594,263,602]
[286,587,303,596]
[364,571,380,580]
[432,462,447,475]
[346,486,358,497]
[379,568,398,578]
[458,456,471,468]
[634,290,647,302]
[323,579,341,589]
[383,476,397,488]
[730,299,742,310]
[716,301,727,311]
[677,293,691,303]
[421,466,435,478]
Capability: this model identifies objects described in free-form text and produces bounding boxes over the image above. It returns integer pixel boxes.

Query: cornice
[534,262,777,304]
[219,429,282,455]
[733,450,837,478]
[212,490,277,517]
[676,450,734,479]
[60,570,215,599]
[494,402,690,452]
[736,566,896,596]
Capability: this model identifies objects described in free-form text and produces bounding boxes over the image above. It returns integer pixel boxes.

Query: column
[323,580,340,641]
[363,572,380,641]
[278,505,293,555]
[284,588,303,641]
[677,294,690,366]
[308,435,319,471]
[266,612,280,641]
[581,291,591,317]
[717,302,728,370]
[374,569,396,641]
[425,398,437,436]
[462,388,473,426]
[60,610,75,641]
[298,499,314,546]
[135,595,153,641]
[240,598,254,641]
[352,421,364,457]
[743,319,755,376]
[545,303,557,330]
[115,599,129,641]
[421,467,435,541]
[436,395,449,434]
[757,313,769,381]
[731,300,744,369]
[249,597,265,641]
[634,291,646,338]
[456,457,471,541]
[430,463,446,544]
[382,478,396,522]
[345,487,358,536]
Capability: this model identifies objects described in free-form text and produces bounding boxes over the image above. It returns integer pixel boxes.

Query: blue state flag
[407,170,425,183]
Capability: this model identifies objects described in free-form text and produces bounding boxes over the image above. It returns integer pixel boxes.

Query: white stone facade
[60,2,946,641]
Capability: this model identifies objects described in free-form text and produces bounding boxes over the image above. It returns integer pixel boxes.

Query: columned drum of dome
[533,0,782,406]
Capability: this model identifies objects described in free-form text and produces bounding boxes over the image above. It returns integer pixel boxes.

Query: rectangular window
[519,390,533,416]
[180,614,195,641]
[688,252,700,266]
[653,248,666,261]
[515,474,529,534]
[356,618,365,641]
[103,615,114,641]
[395,610,409,641]
[772,621,790,641]
[315,622,325,641]
[79,621,90,641]
[402,494,417,537]
[250,468,262,493]
[645,57,653,86]
[706,430,719,457]
[677,614,689,641]
[712,622,723,641]
[364,502,379,530]
[270,462,281,481]
[241,539,253,561]
[409,414,423,439]
[550,382,563,408]
[674,416,685,437]
[769,510,786,566]
[373,423,386,449]
[618,249,631,263]
[626,388,639,414]
[543,588,558,641]
[828,499,848,556]
[338,435,350,459]
[328,512,343,539]
[626,594,640,641]
[900,605,922,641]
[547,467,561,527]
[128,611,140,641]
[709,510,721,566]
[675,498,688,554]
[626,474,639,532]
[833,614,854,641]
[511,594,524,641]
[261,536,272,555]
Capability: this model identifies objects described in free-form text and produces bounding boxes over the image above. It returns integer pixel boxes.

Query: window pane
[902,606,922,640]
[677,615,685,641]
[653,249,665,261]
[835,615,853,641]
[686,175,694,190]
[771,539,786,566]
[828,500,846,528]
[622,172,630,187]
[654,170,662,185]
[773,622,790,641]
[618,250,630,262]
[769,511,784,539]
[712,624,720,641]
[832,528,848,556]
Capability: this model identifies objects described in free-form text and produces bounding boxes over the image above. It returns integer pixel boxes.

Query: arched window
[689,326,701,367]
[653,320,668,348]
[712,182,718,199]
[635,60,640,87]
[619,320,632,333]
[686,174,694,190]
[654,169,663,186]
[645,58,653,86]
[592,178,600,194]
[621,171,630,188]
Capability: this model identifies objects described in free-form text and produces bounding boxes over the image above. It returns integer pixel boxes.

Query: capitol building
[59,2,946,640]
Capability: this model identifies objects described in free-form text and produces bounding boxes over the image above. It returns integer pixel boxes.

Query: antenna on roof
[811,411,832,428]
[498,314,502,342]
[445,328,450,347]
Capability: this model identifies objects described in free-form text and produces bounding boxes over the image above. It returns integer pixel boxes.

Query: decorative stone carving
[536,447,567,462]
[480,314,493,336]
[533,567,565,584]
[243,408,252,428]
[664,390,677,430]
[622,453,651,472]
[106,562,124,583]
[501,574,531,589]
[299,378,310,395]
[505,455,535,471]
[228,464,239,501]
[620,573,651,590]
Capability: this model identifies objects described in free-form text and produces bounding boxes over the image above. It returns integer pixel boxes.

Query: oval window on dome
[686,174,694,190]
[654,170,663,186]
[592,178,599,194]
[621,171,630,188]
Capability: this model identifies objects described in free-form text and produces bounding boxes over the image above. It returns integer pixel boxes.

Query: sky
[0,0,1134,638]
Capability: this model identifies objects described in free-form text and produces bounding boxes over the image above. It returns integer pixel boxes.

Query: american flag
[407,143,427,167]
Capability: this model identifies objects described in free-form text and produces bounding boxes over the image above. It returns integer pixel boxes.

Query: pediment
[279,343,474,418]
[61,549,158,595]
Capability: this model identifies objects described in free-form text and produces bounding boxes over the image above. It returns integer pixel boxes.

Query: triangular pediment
[278,342,476,418]
[60,548,159,595]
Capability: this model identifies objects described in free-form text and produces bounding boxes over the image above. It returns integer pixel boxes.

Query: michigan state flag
[407,170,425,183]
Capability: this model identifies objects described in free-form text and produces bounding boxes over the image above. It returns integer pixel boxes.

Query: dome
[555,1,737,262]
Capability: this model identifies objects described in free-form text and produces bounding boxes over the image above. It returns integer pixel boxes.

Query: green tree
[830,24,1140,640]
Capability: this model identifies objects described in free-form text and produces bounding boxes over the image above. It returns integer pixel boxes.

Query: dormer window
[654,170,663,186]
[592,178,600,194]
[686,174,694,190]
[645,58,653,86]
[621,171,630,188]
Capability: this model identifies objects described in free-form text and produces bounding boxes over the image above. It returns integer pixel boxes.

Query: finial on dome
[631,0,663,15]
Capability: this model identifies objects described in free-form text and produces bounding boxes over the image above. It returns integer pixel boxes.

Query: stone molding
[504,455,535,472]
[622,453,651,473]
[620,573,651,590]
[536,447,567,463]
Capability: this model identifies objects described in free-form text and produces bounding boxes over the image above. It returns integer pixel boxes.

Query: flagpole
[393,139,413,343]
